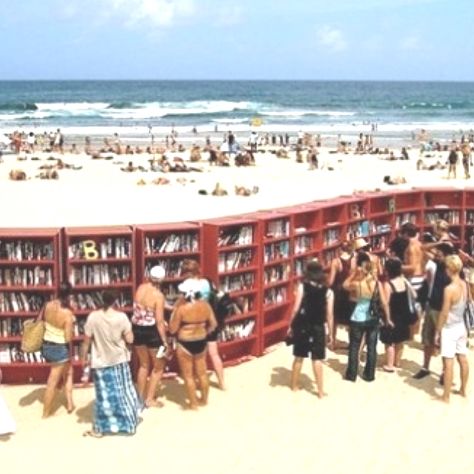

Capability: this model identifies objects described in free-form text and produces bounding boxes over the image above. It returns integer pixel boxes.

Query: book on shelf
[264,286,287,305]
[219,273,255,293]
[218,225,253,247]
[218,249,253,272]
[0,241,54,261]
[68,238,132,260]
[145,233,199,254]
[69,264,131,286]
[145,259,189,279]
[294,235,314,254]
[218,319,255,342]
[264,241,290,263]
[265,219,289,239]
[264,263,291,284]
[0,292,46,313]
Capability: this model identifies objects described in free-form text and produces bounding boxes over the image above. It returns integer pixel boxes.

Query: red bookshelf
[63,226,135,378]
[0,228,61,383]
[201,217,260,363]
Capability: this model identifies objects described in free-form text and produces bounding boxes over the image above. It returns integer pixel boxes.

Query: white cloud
[317,26,347,52]
[98,0,196,28]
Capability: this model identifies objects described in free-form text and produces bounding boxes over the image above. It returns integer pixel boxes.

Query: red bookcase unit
[464,189,474,254]
[279,203,323,280]
[392,190,423,232]
[63,226,135,376]
[135,222,202,306]
[248,210,293,353]
[367,192,395,255]
[319,199,348,268]
[421,188,463,243]
[201,217,260,364]
[0,228,61,383]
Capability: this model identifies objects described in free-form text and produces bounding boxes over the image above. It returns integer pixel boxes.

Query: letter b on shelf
[82,240,99,260]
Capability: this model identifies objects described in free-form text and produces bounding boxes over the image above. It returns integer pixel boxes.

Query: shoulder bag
[21,304,46,353]
[463,281,474,333]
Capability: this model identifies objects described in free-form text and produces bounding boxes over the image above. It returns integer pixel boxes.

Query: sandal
[383,366,395,373]
[83,430,104,438]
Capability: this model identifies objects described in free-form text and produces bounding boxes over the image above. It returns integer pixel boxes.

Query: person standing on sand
[180,259,225,390]
[42,282,75,418]
[327,241,355,348]
[287,260,334,397]
[343,252,391,382]
[132,265,169,408]
[81,289,141,437]
[447,147,458,179]
[413,243,454,380]
[169,278,217,409]
[435,255,469,403]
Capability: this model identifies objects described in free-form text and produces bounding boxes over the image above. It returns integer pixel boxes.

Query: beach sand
[1,142,473,472]
[0,144,466,228]
[1,331,473,473]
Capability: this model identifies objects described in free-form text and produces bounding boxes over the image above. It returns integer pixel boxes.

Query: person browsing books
[132,265,169,408]
[169,278,217,409]
[81,289,141,437]
[42,281,75,418]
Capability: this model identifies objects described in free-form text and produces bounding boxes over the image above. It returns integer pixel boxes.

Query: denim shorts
[42,341,70,364]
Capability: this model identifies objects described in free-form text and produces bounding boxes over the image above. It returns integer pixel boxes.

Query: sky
[0,0,472,81]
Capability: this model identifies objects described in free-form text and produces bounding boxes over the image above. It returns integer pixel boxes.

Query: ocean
[1,80,474,144]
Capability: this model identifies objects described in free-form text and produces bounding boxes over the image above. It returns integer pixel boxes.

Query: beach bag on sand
[21,305,45,353]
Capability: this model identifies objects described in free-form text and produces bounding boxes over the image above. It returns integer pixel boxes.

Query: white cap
[149,265,166,281]
[178,278,203,298]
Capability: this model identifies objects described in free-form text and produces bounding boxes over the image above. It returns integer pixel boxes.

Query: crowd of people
[0,219,472,439]
[287,219,472,403]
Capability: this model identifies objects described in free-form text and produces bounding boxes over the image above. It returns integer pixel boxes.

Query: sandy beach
[1,330,473,473]
[0,138,468,228]
[1,136,474,472]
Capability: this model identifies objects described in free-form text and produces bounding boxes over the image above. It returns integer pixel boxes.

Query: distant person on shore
[435,254,469,402]
[447,147,458,179]
[81,289,141,437]
[287,260,334,397]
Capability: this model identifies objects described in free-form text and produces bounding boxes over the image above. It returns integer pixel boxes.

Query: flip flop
[83,430,104,438]
[383,366,395,373]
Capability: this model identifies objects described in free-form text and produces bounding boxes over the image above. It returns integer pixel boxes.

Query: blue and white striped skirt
[93,362,141,435]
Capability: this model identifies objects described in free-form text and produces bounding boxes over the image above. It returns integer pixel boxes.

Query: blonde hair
[445,254,462,275]
[434,219,449,232]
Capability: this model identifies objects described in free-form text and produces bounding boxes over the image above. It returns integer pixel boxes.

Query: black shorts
[293,325,326,360]
[132,324,163,348]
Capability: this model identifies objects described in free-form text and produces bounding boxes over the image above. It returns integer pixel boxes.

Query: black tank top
[299,282,328,326]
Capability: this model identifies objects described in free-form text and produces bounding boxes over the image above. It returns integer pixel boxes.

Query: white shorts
[441,324,468,358]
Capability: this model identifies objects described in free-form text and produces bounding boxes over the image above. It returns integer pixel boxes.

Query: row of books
[349,203,367,220]
[346,220,370,240]
[370,223,392,235]
[294,235,314,255]
[368,236,387,252]
[0,292,46,313]
[0,344,45,363]
[68,238,132,260]
[69,264,132,286]
[0,240,54,261]
[217,319,255,342]
[0,318,22,337]
[0,266,53,287]
[218,225,254,247]
[219,273,255,292]
[264,264,291,285]
[264,241,290,263]
[324,228,340,246]
[424,211,460,225]
[395,213,418,228]
[70,291,132,311]
[264,287,287,305]
[466,212,474,225]
[145,233,199,254]
[265,219,290,239]
[218,249,254,272]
